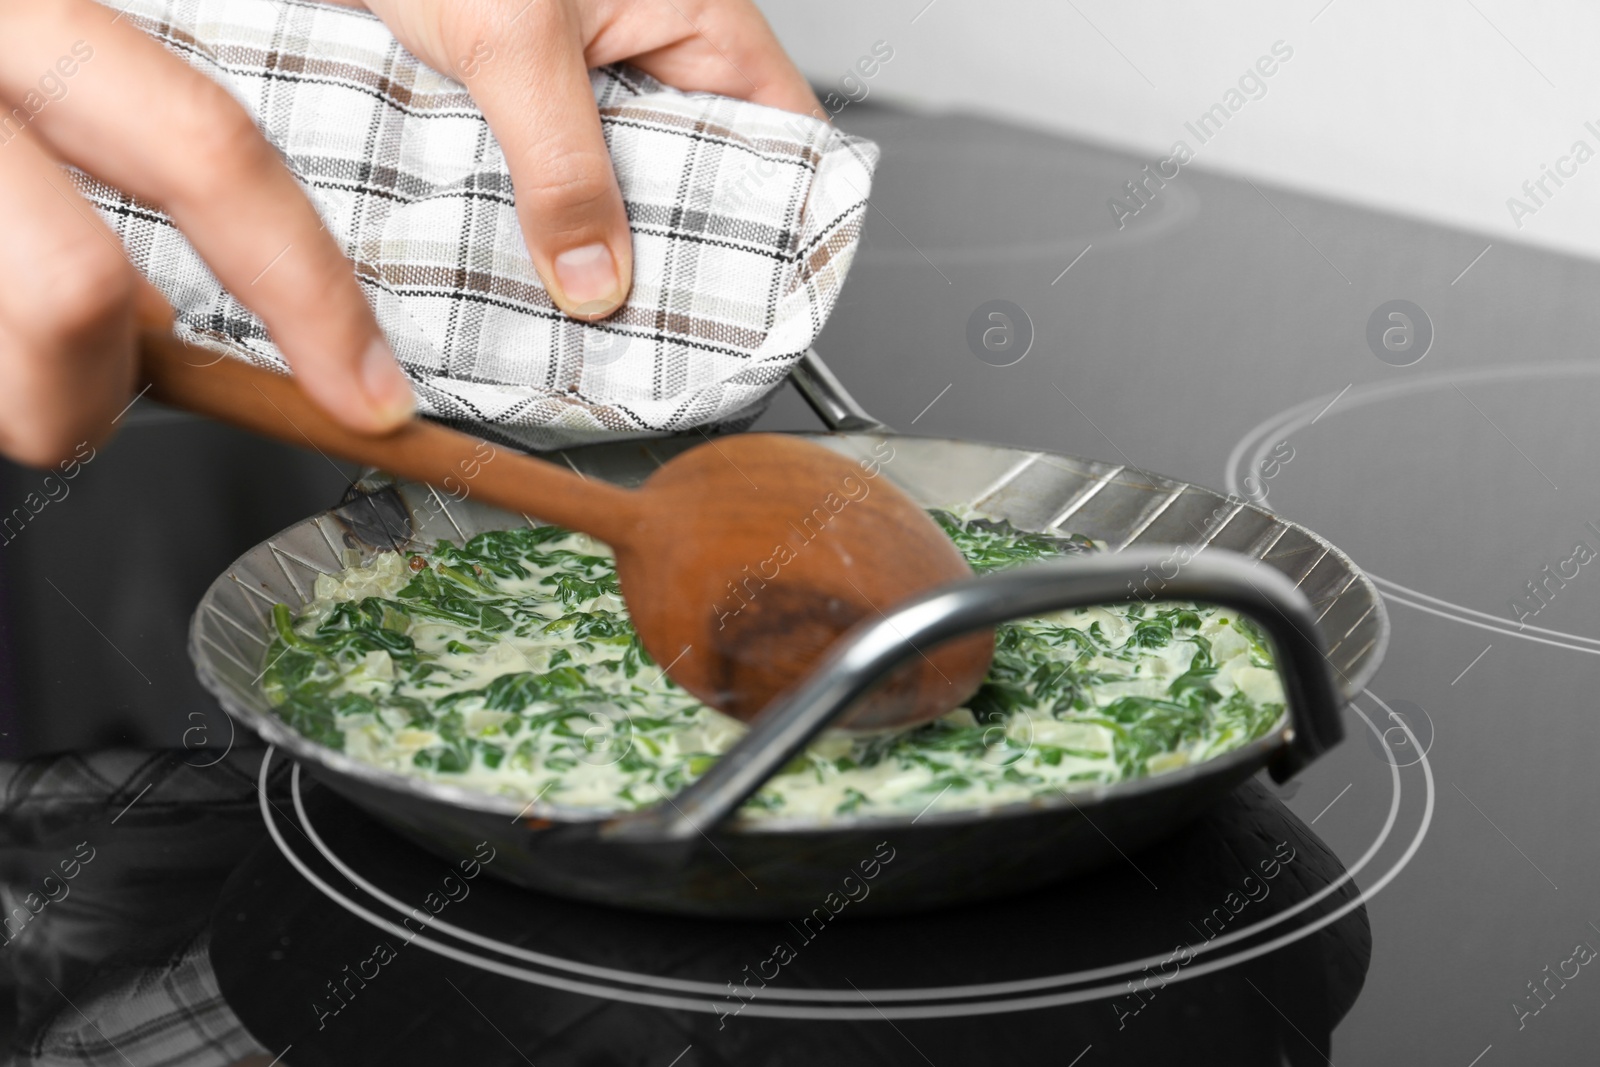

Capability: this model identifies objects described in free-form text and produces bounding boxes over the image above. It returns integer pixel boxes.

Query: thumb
[459,6,632,320]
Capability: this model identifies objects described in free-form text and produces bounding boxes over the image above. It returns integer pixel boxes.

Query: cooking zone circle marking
[257,697,1432,1017]
[1226,362,1600,656]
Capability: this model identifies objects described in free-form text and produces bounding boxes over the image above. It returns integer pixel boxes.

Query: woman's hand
[0,0,817,470]
[347,0,821,319]
[0,0,417,468]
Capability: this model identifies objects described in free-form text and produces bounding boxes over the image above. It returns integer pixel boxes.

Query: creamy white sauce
[266,522,1287,823]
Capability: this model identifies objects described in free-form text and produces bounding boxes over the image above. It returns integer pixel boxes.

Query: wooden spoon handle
[138,331,642,543]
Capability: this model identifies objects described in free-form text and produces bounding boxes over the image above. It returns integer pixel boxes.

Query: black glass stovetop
[6,100,1600,1064]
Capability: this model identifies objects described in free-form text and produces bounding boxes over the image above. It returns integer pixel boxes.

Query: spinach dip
[261,513,1286,821]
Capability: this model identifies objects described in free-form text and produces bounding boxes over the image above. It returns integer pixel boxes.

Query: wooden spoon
[140,332,993,731]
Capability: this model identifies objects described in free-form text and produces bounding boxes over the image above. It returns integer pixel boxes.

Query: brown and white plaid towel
[84,0,878,451]
[1,747,288,1066]
[13,931,259,1067]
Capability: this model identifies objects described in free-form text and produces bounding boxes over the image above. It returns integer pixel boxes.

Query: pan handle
[603,547,1345,844]
[788,348,895,434]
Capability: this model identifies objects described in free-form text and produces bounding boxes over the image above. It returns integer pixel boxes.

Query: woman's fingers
[616,0,822,117]
[0,0,414,435]
[456,1,633,319]
[0,0,823,470]
[134,275,177,334]
[371,0,635,320]
[362,0,827,321]
[0,123,137,467]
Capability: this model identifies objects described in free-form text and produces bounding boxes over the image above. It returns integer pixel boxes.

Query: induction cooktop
[7,91,1600,1064]
[213,759,1374,1066]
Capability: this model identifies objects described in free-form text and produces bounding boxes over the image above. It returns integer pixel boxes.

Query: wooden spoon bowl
[618,433,994,730]
[140,333,992,731]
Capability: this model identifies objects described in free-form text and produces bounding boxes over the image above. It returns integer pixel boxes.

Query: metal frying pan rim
[189,434,1386,838]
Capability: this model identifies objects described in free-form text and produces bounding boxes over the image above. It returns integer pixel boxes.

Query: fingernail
[553,243,623,318]
[361,337,415,425]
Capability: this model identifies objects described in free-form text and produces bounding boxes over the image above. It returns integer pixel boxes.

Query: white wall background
[756,0,1600,262]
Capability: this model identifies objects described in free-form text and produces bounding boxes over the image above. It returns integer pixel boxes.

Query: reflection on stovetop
[214,776,1366,1066]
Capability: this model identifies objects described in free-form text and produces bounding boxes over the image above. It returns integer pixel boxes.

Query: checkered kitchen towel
[1,748,288,1065]
[81,0,878,450]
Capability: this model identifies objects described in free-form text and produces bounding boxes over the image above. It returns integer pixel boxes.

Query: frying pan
[189,351,1387,917]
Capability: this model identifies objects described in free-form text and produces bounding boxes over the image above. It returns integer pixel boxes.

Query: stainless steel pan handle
[789,348,894,434]
[604,547,1345,844]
